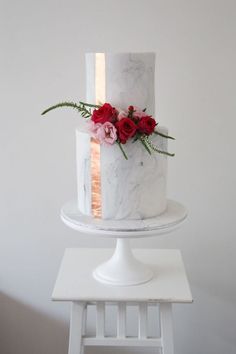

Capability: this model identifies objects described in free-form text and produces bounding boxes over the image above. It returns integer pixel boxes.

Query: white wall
[1,0,236,353]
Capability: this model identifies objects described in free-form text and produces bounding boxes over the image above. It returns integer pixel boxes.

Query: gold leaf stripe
[91,53,105,218]
[91,137,102,218]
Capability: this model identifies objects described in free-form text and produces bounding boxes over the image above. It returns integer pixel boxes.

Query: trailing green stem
[144,136,175,157]
[154,130,175,140]
[41,101,94,118]
[41,102,80,115]
[116,141,128,160]
[139,136,152,155]
[79,101,101,109]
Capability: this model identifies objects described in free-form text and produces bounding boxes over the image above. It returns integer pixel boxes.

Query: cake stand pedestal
[93,238,154,285]
[61,199,187,286]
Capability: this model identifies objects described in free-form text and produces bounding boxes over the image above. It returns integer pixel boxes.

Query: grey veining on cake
[105,53,155,114]
[100,129,167,219]
[85,52,155,113]
[76,127,168,220]
[76,130,91,215]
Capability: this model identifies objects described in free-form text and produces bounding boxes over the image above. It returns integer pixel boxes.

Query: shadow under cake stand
[61,199,187,286]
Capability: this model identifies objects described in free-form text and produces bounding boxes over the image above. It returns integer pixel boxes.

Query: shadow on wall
[0,291,68,354]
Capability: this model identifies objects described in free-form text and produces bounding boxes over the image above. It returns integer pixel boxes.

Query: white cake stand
[61,199,187,286]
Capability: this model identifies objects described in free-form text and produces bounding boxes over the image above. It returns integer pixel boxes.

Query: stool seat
[52,248,192,302]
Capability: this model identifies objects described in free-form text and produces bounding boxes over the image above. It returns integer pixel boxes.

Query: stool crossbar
[69,302,173,354]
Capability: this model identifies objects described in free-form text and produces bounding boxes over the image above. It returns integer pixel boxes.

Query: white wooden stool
[52,248,192,354]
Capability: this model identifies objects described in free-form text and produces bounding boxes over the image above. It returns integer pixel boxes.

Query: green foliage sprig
[142,135,175,157]
[41,101,175,159]
[132,132,174,157]
[139,136,152,155]
[154,129,175,140]
[116,141,128,160]
[41,101,100,118]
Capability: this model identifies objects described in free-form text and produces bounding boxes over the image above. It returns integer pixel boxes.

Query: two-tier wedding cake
[42,52,174,221]
[76,53,171,220]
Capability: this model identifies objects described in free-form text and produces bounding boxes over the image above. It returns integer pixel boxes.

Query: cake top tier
[85,52,155,115]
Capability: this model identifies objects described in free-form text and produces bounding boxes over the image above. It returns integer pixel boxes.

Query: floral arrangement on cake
[42,101,174,159]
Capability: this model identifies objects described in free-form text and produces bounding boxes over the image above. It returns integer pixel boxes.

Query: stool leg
[68,302,85,354]
[160,303,174,354]
[81,305,87,354]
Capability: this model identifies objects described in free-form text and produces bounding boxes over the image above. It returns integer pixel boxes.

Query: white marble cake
[76,53,168,220]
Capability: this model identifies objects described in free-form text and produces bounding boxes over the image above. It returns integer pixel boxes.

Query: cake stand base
[61,199,187,286]
[93,238,153,286]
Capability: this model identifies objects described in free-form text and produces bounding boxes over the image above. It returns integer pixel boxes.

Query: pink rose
[117,110,128,121]
[88,121,102,138]
[133,107,147,119]
[116,107,128,120]
[117,106,147,121]
[90,121,117,145]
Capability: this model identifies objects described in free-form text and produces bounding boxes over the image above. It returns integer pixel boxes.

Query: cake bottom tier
[76,128,168,220]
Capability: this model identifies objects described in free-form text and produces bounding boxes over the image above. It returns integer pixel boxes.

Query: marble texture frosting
[76,128,168,219]
[85,52,155,113]
[76,129,92,215]
[76,52,169,220]
[105,53,155,114]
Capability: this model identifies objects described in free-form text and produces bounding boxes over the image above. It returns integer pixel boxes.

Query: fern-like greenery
[41,101,100,118]
[154,129,175,140]
[142,135,175,157]
[138,136,152,155]
[41,101,175,159]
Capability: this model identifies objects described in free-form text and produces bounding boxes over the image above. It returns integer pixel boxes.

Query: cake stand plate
[61,199,187,237]
[61,199,187,286]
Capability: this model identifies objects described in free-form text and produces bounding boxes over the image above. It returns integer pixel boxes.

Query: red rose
[115,118,137,144]
[91,103,116,124]
[137,116,156,135]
